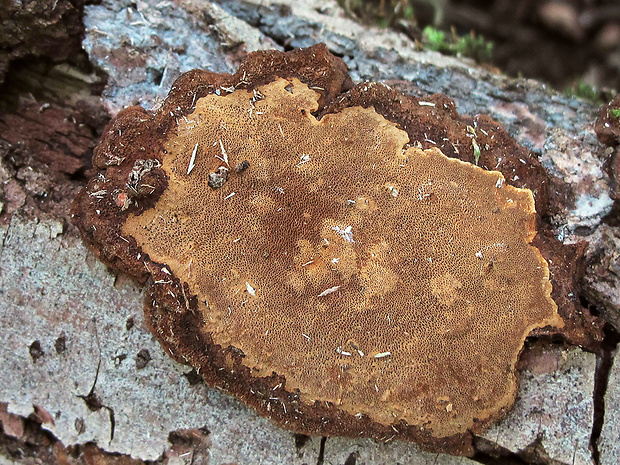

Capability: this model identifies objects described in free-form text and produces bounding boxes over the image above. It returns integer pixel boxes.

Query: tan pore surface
[122,78,562,438]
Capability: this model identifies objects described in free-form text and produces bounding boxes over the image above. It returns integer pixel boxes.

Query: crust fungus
[72,44,601,455]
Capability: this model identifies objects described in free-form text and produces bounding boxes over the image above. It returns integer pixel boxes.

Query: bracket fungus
[72,44,602,455]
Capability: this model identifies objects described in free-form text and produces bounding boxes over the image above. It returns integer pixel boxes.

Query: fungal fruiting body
[73,45,571,455]
[122,77,561,438]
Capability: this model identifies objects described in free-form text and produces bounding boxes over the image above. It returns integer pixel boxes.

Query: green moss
[564,81,603,103]
[422,26,450,52]
[338,1,494,64]
[422,26,494,64]
[454,32,493,64]
[609,108,620,119]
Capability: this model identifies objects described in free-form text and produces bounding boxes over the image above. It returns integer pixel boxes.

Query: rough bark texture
[0,0,618,464]
[0,0,86,85]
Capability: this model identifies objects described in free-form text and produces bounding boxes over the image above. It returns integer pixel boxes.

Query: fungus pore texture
[73,45,581,455]
[125,77,560,433]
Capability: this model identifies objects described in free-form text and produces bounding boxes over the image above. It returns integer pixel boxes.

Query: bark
[0,1,617,464]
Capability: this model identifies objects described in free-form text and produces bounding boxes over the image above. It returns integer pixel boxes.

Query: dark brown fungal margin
[71,44,601,456]
[595,95,620,223]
